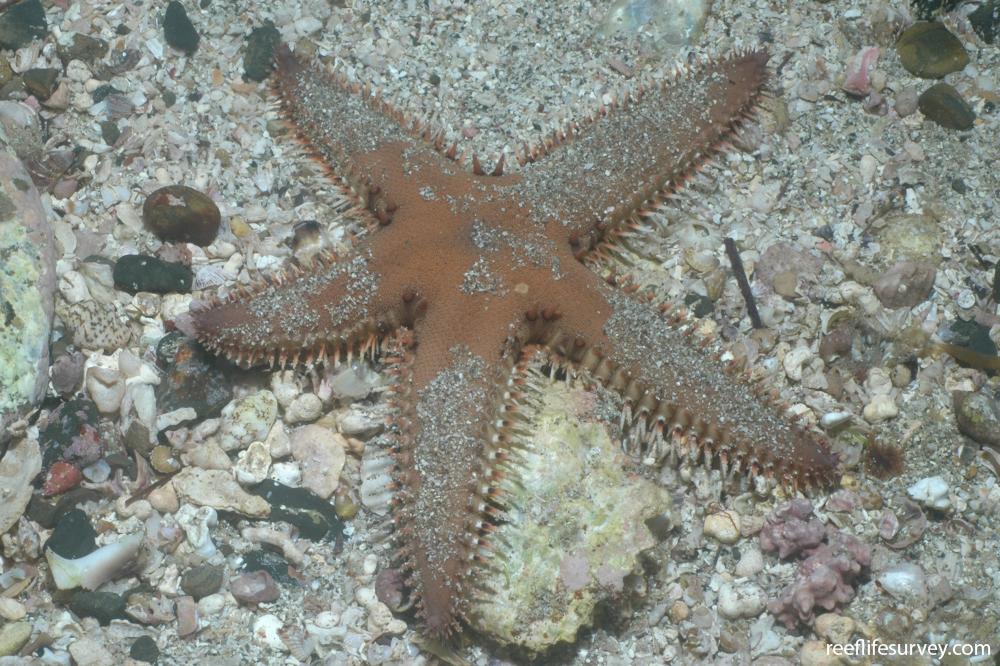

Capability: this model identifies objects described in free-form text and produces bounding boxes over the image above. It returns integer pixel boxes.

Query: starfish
[192,44,839,637]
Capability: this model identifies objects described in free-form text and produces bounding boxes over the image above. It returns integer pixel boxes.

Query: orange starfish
[193,45,838,636]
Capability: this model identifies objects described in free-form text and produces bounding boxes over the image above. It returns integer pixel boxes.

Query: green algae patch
[472,377,672,653]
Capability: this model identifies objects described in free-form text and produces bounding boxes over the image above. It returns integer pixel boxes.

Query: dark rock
[918,82,975,130]
[113,254,192,294]
[156,337,232,422]
[26,487,101,528]
[142,185,221,246]
[950,177,968,194]
[243,549,294,586]
[39,395,100,469]
[970,0,1000,44]
[180,563,224,599]
[21,68,59,100]
[68,590,127,625]
[230,570,279,605]
[873,261,936,309]
[896,22,969,78]
[129,635,159,663]
[244,22,280,82]
[250,480,345,541]
[57,33,109,63]
[99,120,120,146]
[0,0,48,51]
[953,390,1000,448]
[163,1,199,54]
[25,495,58,527]
[123,420,155,457]
[46,508,97,558]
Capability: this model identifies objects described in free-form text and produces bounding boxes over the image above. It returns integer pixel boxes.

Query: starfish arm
[545,287,838,491]
[516,50,769,254]
[274,46,448,229]
[192,249,419,368]
[385,324,527,637]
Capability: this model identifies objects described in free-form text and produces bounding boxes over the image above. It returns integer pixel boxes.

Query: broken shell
[47,532,143,590]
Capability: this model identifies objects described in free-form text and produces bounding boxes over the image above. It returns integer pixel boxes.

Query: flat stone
[918,82,975,130]
[896,22,969,78]
[21,67,60,100]
[0,152,56,445]
[171,467,270,518]
[873,261,936,309]
[68,590,127,625]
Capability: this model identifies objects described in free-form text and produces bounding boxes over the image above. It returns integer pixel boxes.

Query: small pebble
[952,390,1000,447]
[704,510,741,544]
[918,83,976,130]
[863,394,898,423]
[142,185,220,246]
[907,476,951,510]
[181,563,225,600]
[284,393,323,424]
[873,261,936,309]
[235,440,272,485]
[22,67,60,100]
[232,570,280,605]
[68,637,115,666]
[68,590,126,625]
[717,581,766,619]
[896,22,969,79]
[176,595,199,637]
[163,1,200,54]
[129,635,160,663]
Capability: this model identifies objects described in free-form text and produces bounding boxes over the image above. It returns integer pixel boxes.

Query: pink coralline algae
[761,500,872,628]
[759,499,825,559]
